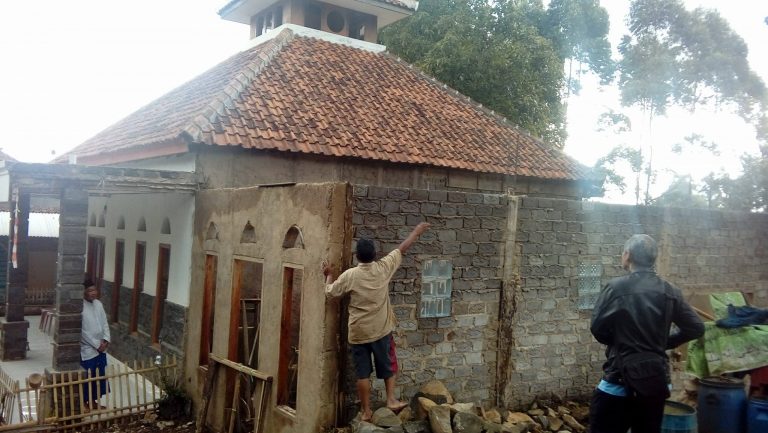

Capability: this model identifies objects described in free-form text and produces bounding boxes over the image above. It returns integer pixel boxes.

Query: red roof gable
[61,29,587,181]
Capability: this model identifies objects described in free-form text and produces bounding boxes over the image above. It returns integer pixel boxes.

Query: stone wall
[350,185,510,406]
[505,197,768,407]
[101,281,185,362]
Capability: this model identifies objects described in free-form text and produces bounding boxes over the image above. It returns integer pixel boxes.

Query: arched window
[137,217,147,232]
[98,213,106,228]
[89,213,97,227]
[161,217,171,235]
[240,221,256,243]
[117,216,126,230]
[205,222,218,241]
[282,225,304,249]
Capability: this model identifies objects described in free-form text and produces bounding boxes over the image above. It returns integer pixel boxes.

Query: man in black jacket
[589,234,704,433]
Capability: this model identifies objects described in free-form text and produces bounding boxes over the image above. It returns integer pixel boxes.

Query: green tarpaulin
[686,292,768,377]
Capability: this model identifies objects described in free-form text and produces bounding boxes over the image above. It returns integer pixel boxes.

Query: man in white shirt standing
[80,279,110,412]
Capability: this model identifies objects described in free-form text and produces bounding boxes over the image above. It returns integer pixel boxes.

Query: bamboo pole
[692,306,716,321]
[133,360,140,419]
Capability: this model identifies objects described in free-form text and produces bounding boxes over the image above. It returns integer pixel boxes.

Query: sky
[0,1,766,204]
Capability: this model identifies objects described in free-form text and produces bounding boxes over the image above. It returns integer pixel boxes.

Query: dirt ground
[103,418,199,433]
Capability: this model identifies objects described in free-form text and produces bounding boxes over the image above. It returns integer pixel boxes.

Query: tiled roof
[62,30,587,181]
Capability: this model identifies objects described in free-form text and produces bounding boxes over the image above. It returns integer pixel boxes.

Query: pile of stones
[351,381,589,433]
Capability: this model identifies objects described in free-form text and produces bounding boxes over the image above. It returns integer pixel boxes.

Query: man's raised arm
[398,222,431,254]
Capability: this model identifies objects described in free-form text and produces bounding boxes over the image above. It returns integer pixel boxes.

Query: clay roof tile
[60,30,587,181]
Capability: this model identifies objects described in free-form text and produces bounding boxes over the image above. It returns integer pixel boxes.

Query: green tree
[617,0,767,204]
[380,0,612,148]
[592,110,644,202]
[544,0,615,94]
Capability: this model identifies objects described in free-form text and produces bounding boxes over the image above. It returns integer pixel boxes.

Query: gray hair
[623,234,658,268]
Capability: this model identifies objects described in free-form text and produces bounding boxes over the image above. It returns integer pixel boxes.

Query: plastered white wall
[87,192,195,306]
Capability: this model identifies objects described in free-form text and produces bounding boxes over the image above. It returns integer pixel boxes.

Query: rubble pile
[351,381,589,433]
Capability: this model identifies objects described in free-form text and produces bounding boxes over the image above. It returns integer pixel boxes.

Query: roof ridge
[181,28,297,143]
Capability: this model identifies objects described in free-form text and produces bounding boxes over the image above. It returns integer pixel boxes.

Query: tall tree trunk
[644,108,655,205]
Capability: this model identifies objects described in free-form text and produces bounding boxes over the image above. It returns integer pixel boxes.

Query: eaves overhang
[0,161,201,203]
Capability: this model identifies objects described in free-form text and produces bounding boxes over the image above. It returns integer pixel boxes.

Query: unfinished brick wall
[350,185,509,406]
[506,197,768,407]
[346,187,768,410]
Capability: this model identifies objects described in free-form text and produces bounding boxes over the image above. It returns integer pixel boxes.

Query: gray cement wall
[504,197,768,407]
[349,185,510,407]
[195,148,587,199]
[188,183,350,433]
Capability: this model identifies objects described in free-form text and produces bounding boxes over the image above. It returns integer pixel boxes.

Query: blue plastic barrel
[662,400,697,433]
[747,398,768,433]
[697,377,746,433]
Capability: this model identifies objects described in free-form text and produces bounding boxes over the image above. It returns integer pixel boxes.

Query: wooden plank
[209,356,271,382]
[195,359,219,433]
[226,375,241,433]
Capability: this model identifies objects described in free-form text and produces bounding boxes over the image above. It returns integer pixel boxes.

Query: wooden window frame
[277,266,303,409]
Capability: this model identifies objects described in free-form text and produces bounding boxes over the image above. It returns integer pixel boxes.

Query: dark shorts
[350,333,398,380]
[80,352,109,402]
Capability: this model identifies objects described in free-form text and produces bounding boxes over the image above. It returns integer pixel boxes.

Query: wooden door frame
[227,257,264,363]
[129,241,146,334]
[86,236,106,294]
[151,244,171,345]
[111,239,125,323]
[199,253,218,366]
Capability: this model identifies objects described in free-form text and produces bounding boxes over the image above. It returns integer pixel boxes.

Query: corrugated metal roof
[0,212,59,238]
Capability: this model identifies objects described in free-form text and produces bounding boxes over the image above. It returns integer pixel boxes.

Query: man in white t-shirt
[81,279,110,411]
[324,222,430,422]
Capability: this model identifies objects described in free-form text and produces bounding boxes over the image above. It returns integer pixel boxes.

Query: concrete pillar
[1,192,31,360]
[52,187,88,371]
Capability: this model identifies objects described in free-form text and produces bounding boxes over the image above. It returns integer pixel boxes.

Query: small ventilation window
[117,216,126,230]
[241,221,256,244]
[137,217,147,232]
[327,10,345,33]
[206,222,219,241]
[161,217,171,235]
[349,14,366,40]
[305,4,321,30]
[254,6,283,37]
[420,260,452,318]
[282,226,304,249]
[577,264,603,310]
